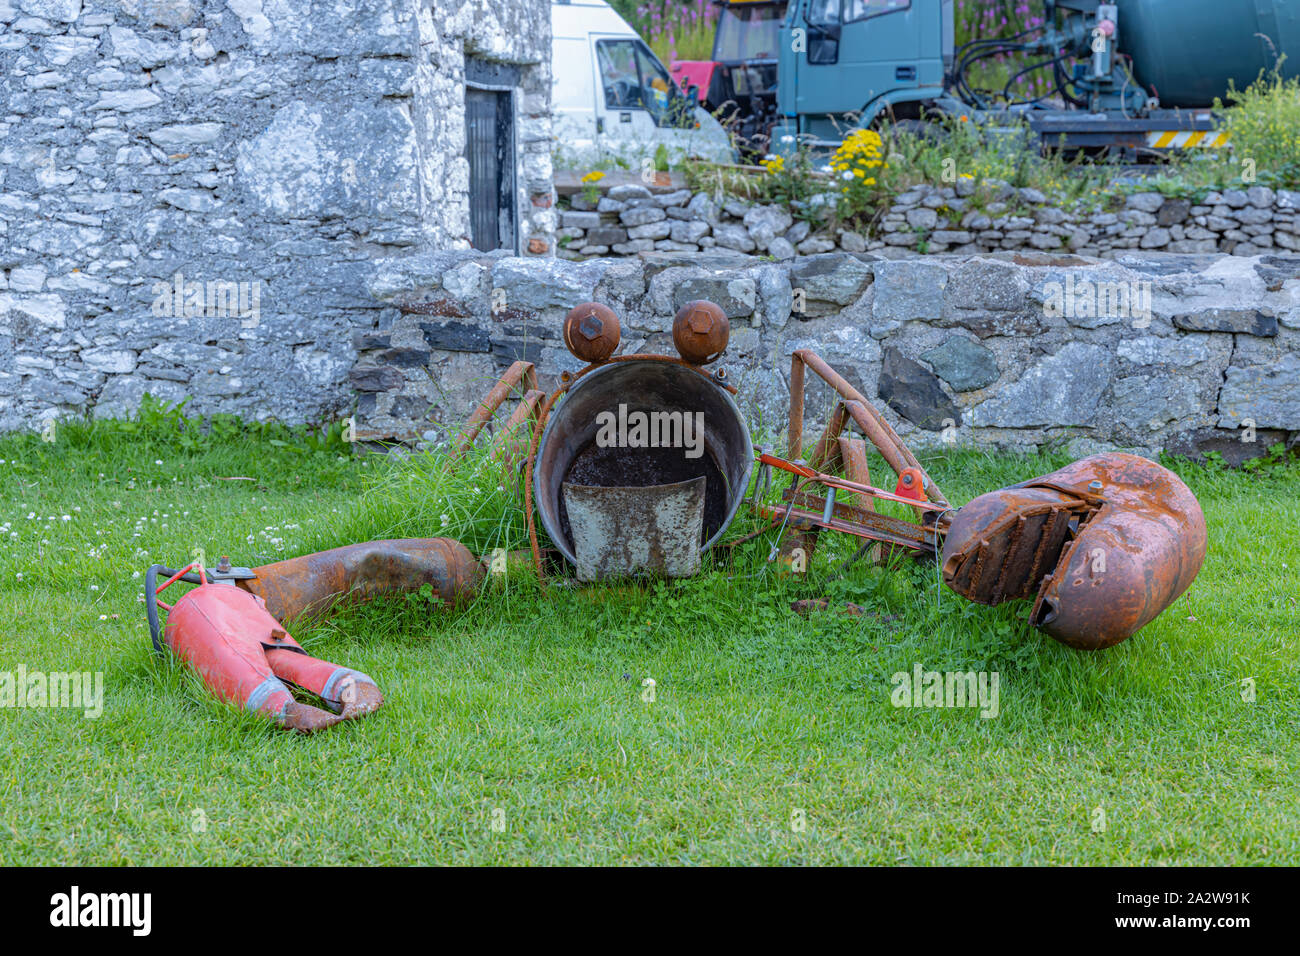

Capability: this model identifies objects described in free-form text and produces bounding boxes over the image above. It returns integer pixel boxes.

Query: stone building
[0,0,555,430]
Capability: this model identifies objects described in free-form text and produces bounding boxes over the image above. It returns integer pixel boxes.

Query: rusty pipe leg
[237,538,484,622]
[791,349,950,510]
[942,453,1207,650]
[788,354,805,458]
[454,361,538,458]
[838,436,881,564]
[492,388,546,472]
[809,402,849,471]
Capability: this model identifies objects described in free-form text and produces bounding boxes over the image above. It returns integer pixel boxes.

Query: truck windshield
[714,3,784,62]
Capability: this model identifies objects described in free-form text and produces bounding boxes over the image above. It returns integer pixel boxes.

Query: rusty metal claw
[149,539,477,733]
[942,453,1207,649]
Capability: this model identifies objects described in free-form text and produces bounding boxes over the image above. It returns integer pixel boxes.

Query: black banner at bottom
[1,865,1280,943]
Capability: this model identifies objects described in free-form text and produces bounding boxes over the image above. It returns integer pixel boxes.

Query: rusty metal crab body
[466,300,1207,653]
[147,297,1208,732]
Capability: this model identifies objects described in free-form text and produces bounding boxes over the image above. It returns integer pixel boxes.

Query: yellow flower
[831,128,884,178]
[762,155,785,175]
[580,170,605,184]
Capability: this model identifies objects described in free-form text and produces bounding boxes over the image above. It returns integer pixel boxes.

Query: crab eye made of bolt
[562,302,621,364]
[672,299,729,365]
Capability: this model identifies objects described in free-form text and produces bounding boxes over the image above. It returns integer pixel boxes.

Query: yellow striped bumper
[1145,130,1230,149]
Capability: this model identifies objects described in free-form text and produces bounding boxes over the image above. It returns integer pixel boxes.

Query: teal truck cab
[773,0,952,149]
[770,0,1298,158]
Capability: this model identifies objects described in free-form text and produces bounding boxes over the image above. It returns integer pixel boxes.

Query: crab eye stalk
[563,302,621,364]
[672,300,729,365]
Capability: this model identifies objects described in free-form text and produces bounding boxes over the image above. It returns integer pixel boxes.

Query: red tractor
[671,0,787,157]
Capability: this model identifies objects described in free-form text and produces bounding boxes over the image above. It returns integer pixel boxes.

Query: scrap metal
[145,295,1212,730]
[942,453,1207,650]
[146,540,482,732]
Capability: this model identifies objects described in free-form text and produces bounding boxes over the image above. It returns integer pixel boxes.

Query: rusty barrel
[533,359,753,578]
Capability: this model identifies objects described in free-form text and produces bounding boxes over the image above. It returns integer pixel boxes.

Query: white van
[551,0,735,168]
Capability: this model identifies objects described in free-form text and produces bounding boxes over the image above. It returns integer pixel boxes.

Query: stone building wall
[0,0,553,432]
[355,248,1300,461]
[423,0,554,252]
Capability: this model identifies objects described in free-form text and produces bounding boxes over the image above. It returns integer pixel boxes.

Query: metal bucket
[534,360,754,577]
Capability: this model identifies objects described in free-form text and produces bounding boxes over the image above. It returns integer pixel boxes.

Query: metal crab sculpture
[143,297,1206,731]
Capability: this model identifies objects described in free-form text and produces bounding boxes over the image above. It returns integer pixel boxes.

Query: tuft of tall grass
[318,441,539,560]
[1211,65,1300,187]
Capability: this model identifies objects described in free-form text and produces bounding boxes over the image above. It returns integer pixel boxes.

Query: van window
[634,44,676,123]
[843,0,910,23]
[596,39,693,129]
[597,40,643,110]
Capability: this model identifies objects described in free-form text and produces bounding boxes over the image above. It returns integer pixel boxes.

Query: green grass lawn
[0,414,1296,865]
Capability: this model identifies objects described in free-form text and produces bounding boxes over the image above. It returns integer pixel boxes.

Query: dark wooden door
[465,86,516,252]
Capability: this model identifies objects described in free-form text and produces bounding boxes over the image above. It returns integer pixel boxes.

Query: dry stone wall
[4,1,1295,459]
[357,248,1300,462]
[556,180,1300,260]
